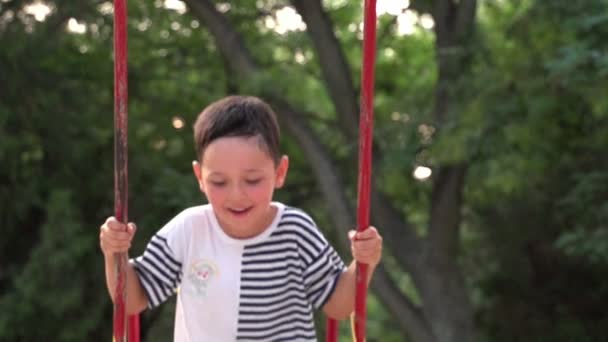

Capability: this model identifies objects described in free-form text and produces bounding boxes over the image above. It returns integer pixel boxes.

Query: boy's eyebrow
[244,168,264,173]
[207,169,263,177]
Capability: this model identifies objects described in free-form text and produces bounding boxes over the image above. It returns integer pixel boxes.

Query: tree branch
[432,0,477,54]
[371,263,436,342]
[184,0,257,75]
[268,98,356,234]
[290,0,359,141]
[409,0,434,15]
[416,0,477,339]
[455,0,477,41]
[427,165,466,258]
[432,0,455,47]
[371,188,423,270]
[427,0,477,254]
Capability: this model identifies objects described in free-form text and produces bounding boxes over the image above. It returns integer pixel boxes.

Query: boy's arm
[322,260,377,320]
[100,218,148,315]
[104,254,148,315]
[322,227,382,320]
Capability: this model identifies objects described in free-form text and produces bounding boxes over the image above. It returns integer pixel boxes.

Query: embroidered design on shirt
[187,259,218,297]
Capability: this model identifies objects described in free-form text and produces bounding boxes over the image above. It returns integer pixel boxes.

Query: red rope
[353,1,377,340]
[326,317,339,341]
[113,1,139,341]
[327,1,377,341]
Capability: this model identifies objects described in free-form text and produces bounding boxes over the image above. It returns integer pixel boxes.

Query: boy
[100,95,383,341]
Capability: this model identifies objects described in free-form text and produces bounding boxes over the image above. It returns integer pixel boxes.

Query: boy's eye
[210,180,226,187]
[245,179,262,185]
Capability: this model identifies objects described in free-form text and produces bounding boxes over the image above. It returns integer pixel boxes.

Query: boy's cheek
[203,189,224,204]
[246,186,273,200]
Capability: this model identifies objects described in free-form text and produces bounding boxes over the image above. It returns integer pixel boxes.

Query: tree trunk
[413,1,478,341]
[290,0,359,141]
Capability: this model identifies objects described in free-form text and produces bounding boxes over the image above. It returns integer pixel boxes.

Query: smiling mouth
[227,207,253,216]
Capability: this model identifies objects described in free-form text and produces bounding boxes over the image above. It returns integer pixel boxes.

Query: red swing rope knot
[113,0,139,341]
[326,0,377,341]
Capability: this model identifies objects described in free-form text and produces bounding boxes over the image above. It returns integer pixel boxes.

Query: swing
[326,1,377,341]
[110,1,377,341]
[112,1,138,341]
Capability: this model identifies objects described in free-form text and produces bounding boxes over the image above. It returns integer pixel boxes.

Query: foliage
[462,0,608,341]
[1,0,607,341]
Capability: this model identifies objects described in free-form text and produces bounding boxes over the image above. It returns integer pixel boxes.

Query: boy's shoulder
[273,204,331,252]
[277,204,319,232]
[281,205,315,222]
[157,204,213,236]
[170,204,212,224]
[178,204,212,218]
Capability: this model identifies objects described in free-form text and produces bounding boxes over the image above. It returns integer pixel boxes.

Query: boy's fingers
[107,220,127,231]
[355,227,378,239]
[128,222,137,234]
[352,246,382,261]
[116,232,133,241]
[105,217,125,230]
[350,226,382,265]
[102,239,128,249]
[348,227,378,241]
[101,227,132,241]
[353,234,382,244]
[101,235,132,248]
[354,247,381,257]
[358,238,376,247]
[353,239,381,252]
[99,218,135,256]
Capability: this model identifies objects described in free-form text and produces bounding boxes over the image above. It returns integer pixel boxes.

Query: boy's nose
[228,183,247,200]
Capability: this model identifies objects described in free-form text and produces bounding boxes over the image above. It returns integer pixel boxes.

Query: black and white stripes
[236,208,345,341]
[131,204,345,341]
[133,234,182,308]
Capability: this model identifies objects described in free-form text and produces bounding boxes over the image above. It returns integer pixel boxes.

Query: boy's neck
[218,204,278,240]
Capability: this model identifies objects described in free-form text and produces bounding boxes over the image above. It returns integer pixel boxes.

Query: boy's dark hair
[194,96,281,164]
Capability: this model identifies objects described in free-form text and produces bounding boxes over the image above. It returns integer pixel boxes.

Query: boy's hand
[99,216,137,257]
[349,226,382,267]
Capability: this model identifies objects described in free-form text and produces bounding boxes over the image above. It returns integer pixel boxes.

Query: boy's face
[192,136,288,238]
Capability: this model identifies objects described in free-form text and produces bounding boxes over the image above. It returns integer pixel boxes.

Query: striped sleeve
[131,233,183,308]
[284,209,346,310]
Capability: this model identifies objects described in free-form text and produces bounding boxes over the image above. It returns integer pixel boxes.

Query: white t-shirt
[131,202,345,341]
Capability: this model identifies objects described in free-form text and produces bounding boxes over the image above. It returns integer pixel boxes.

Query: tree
[3,0,607,341]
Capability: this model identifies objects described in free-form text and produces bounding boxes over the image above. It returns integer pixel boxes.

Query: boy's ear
[275,155,289,188]
[192,161,206,193]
